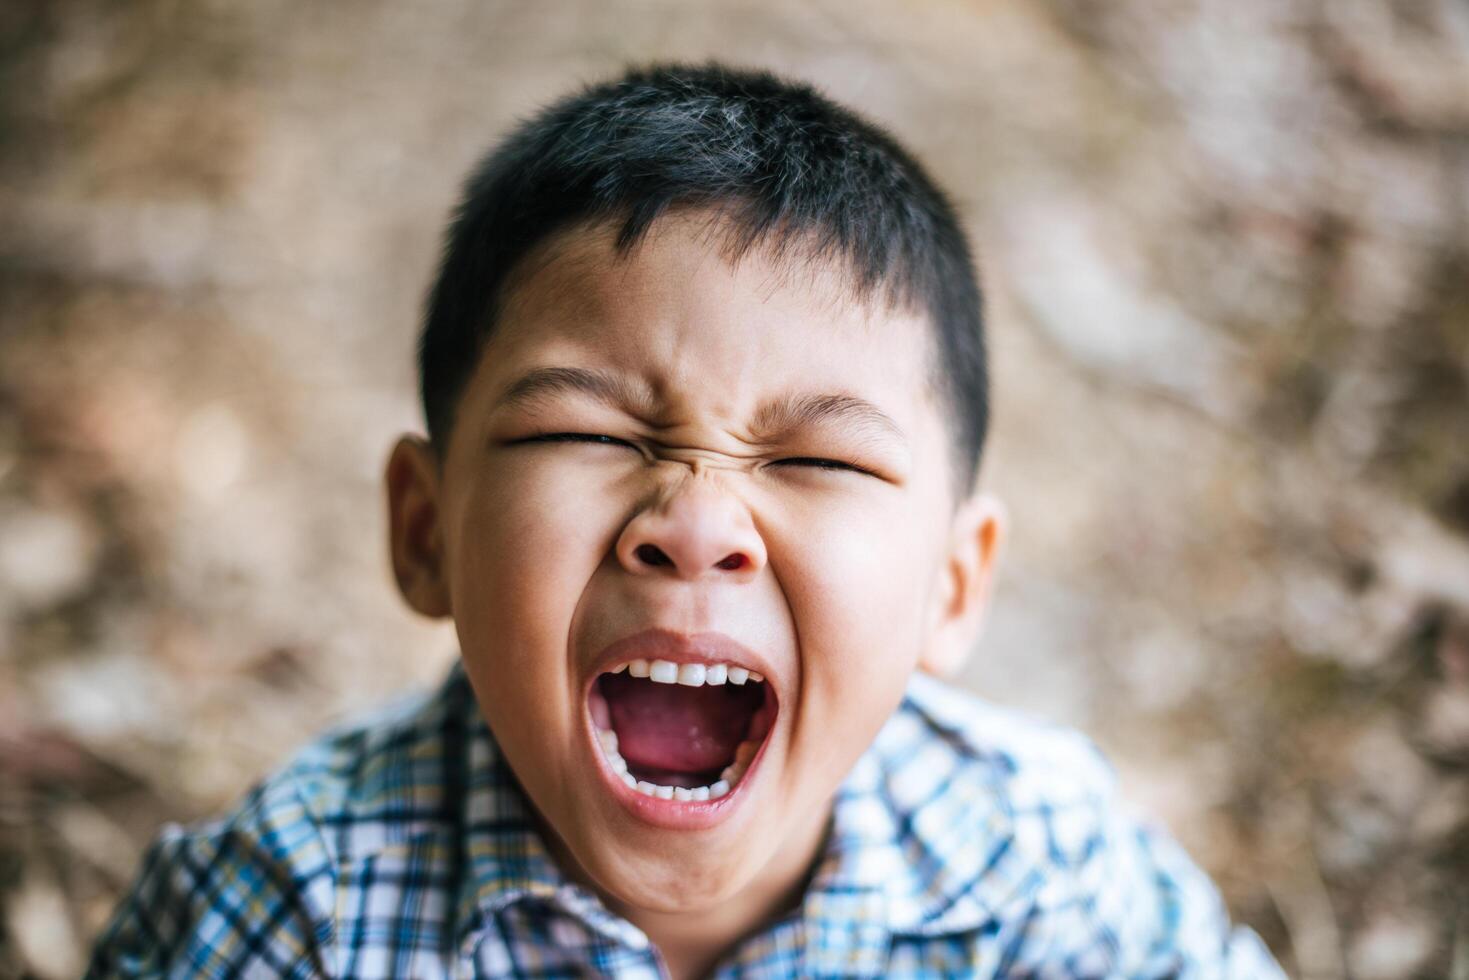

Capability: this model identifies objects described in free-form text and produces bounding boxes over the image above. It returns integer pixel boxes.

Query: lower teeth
[595,728,753,801]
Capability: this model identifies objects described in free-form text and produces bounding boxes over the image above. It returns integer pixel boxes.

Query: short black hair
[418,61,988,503]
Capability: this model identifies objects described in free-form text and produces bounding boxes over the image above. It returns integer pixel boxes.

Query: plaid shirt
[86,658,1285,978]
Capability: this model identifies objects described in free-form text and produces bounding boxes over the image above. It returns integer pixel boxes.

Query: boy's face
[387,209,1004,915]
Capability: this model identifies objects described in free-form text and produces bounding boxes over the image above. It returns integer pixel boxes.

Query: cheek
[777,499,935,743]
[453,464,618,613]
[445,466,621,723]
[784,498,932,658]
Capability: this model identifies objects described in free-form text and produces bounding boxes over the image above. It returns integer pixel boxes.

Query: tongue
[600,672,760,773]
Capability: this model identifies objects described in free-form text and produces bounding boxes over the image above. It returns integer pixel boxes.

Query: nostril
[635,543,672,567]
[715,554,746,571]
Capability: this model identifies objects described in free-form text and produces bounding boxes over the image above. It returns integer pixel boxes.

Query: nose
[615,473,766,582]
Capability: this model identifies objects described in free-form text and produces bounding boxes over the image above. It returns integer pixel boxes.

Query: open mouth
[587,657,777,803]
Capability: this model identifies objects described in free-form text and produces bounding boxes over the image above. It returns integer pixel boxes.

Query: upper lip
[588,627,781,692]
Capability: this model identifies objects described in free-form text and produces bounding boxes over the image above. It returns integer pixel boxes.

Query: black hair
[418,60,988,503]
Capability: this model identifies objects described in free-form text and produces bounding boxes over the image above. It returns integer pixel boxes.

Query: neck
[531,804,833,980]
[609,814,831,979]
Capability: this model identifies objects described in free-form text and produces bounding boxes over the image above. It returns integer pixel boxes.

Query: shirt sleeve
[85,811,338,979]
[1058,760,1288,980]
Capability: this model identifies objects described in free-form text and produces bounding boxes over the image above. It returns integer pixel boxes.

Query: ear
[918,491,1007,679]
[385,434,453,618]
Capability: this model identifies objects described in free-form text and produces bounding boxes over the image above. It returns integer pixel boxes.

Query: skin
[386,208,1006,979]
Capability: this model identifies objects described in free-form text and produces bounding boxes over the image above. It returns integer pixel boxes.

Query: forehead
[502,210,930,365]
[465,210,945,454]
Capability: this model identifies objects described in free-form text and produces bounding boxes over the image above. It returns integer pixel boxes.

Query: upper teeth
[622,659,764,687]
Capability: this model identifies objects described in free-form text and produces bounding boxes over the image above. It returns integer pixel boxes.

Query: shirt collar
[823,674,1033,938]
[444,664,650,954]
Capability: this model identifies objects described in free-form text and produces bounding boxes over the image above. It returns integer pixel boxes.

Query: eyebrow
[494,366,657,417]
[493,366,909,449]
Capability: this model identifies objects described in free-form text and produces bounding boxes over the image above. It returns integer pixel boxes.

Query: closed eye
[518,432,637,449]
[515,433,870,475]
[771,457,868,474]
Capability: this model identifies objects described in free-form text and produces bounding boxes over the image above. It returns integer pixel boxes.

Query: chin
[580,835,761,913]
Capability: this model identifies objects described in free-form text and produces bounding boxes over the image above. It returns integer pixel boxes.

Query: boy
[87,62,1285,978]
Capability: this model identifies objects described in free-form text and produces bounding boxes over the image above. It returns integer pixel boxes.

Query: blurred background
[1,0,1466,976]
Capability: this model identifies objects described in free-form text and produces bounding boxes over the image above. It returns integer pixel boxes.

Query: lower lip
[586,719,767,831]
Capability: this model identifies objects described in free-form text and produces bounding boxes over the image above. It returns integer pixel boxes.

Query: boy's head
[386,63,1005,915]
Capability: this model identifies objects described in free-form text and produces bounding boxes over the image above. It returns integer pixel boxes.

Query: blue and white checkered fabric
[86,659,1286,977]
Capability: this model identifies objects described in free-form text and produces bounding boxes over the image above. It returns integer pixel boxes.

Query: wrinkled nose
[615,476,766,582]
